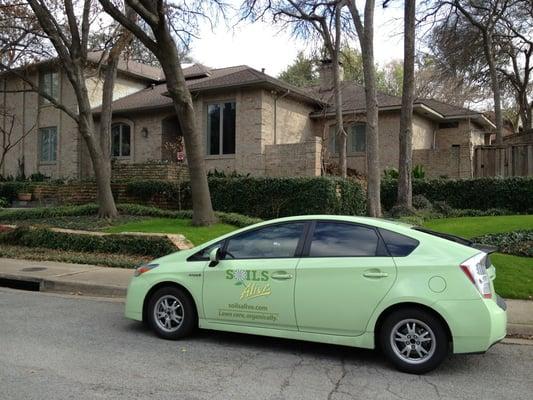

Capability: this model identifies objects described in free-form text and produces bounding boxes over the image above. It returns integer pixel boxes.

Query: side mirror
[208,247,221,267]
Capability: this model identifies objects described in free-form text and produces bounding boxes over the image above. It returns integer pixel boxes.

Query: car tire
[147,286,197,340]
[380,307,449,374]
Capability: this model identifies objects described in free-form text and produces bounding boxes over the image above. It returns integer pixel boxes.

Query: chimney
[319,59,344,91]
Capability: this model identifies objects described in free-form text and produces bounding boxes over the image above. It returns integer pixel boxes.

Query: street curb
[507,323,533,337]
[0,273,126,298]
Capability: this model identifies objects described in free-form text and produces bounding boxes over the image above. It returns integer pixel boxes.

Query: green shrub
[383,168,399,180]
[412,195,432,210]
[0,182,28,201]
[381,177,533,212]
[207,177,366,218]
[472,230,533,257]
[126,177,366,218]
[0,197,9,208]
[0,227,177,257]
[387,205,418,218]
[0,204,99,221]
[412,165,426,179]
[433,201,454,216]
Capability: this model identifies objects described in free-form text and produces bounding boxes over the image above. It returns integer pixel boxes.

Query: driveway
[0,288,531,400]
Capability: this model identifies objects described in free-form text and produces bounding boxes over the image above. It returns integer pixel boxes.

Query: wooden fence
[474,144,533,177]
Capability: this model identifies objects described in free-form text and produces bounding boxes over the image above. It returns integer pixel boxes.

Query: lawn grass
[423,215,533,300]
[105,218,238,246]
[423,214,533,238]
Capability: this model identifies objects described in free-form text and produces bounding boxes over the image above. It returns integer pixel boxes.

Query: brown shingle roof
[97,65,323,114]
[87,51,163,81]
[307,82,488,120]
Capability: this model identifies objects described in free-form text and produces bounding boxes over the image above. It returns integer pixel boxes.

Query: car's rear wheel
[380,308,449,374]
[147,286,197,340]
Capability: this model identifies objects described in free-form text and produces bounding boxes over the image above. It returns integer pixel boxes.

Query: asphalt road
[1,288,532,400]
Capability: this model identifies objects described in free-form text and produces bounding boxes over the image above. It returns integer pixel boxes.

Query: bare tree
[0,107,35,172]
[0,0,138,217]
[347,0,381,217]
[397,0,415,209]
[99,0,217,225]
[499,1,533,131]
[244,0,350,178]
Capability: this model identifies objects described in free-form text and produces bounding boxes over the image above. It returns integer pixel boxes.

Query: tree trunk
[397,0,415,209]
[351,0,381,217]
[484,33,504,144]
[153,25,216,226]
[332,47,347,178]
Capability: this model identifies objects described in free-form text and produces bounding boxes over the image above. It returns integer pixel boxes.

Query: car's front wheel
[147,286,197,340]
[380,308,449,374]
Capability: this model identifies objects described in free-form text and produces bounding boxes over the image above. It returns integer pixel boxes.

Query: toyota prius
[124,215,507,374]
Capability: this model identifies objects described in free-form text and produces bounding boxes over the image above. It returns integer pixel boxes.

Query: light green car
[125,215,507,374]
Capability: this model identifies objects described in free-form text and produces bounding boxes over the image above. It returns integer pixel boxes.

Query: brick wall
[111,162,188,181]
[264,138,322,177]
[31,182,179,209]
[413,146,473,178]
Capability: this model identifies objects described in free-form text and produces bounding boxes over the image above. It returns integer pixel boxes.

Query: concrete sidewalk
[0,258,132,297]
[1,257,532,337]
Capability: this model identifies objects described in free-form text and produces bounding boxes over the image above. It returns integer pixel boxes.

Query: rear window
[379,228,419,257]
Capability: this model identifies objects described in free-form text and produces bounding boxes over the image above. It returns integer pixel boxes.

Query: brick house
[0,57,494,180]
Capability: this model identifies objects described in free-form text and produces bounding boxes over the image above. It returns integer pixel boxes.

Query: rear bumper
[435,296,507,354]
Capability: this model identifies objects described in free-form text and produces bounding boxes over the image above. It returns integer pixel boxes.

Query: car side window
[225,222,306,259]
[309,222,379,257]
[188,241,224,261]
[379,228,419,256]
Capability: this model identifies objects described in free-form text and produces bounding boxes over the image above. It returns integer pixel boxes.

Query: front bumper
[436,295,507,354]
[124,276,150,321]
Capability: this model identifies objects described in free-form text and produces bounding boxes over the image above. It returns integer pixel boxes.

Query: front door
[295,221,397,336]
[203,222,308,330]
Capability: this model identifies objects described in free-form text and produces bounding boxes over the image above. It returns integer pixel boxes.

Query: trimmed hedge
[0,203,261,228]
[0,227,177,258]
[126,177,367,218]
[381,177,533,212]
[472,230,533,258]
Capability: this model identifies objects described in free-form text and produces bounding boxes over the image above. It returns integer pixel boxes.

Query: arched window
[111,123,131,157]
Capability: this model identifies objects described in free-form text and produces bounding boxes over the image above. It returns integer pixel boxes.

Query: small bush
[412,195,432,210]
[412,165,426,179]
[433,201,454,216]
[472,230,533,257]
[388,205,418,218]
[0,227,177,257]
[0,197,9,208]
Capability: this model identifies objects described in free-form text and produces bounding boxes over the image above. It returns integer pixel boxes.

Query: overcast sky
[190,2,406,77]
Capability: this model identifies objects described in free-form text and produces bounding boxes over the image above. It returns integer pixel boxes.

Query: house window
[39,127,58,162]
[438,121,459,129]
[207,101,236,155]
[329,124,366,154]
[39,70,59,104]
[111,123,131,157]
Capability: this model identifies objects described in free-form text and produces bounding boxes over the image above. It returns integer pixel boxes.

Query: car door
[294,220,397,336]
[203,221,308,331]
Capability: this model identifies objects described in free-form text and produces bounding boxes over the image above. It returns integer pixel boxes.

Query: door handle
[271,271,293,280]
[363,271,389,278]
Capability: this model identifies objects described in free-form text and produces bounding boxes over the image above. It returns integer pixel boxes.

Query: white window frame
[111,122,132,159]
[39,126,58,163]
[206,100,236,156]
[39,70,59,105]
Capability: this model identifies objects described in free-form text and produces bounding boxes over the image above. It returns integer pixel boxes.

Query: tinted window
[309,222,379,257]
[379,228,419,256]
[225,223,306,259]
[188,241,223,261]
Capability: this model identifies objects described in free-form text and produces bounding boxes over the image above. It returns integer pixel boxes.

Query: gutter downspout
[273,89,290,145]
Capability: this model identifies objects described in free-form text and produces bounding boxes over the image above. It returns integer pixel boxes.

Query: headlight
[134,263,159,277]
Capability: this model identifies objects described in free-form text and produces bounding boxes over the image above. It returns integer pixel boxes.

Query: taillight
[460,253,492,299]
